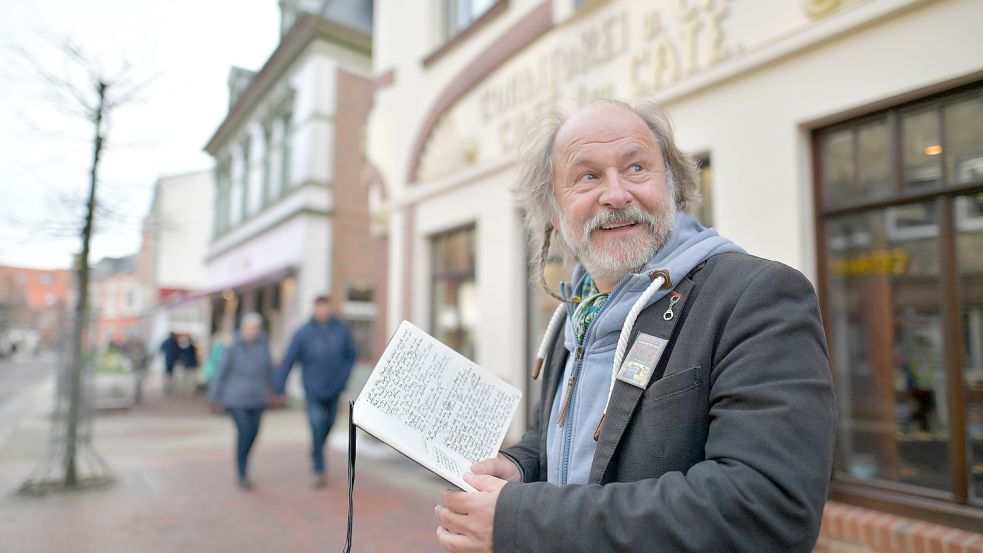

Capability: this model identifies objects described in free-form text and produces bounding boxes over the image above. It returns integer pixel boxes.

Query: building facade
[90,255,140,348]
[367,0,983,544]
[0,265,71,354]
[204,0,378,362]
[136,170,215,351]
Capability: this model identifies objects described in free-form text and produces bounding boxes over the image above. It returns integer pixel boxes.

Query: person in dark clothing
[160,332,181,395]
[275,296,356,488]
[177,335,200,396]
[208,313,276,490]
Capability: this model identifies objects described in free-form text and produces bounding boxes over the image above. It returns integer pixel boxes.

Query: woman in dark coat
[208,313,275,489]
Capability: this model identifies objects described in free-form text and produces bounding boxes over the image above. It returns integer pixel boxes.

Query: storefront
[816,82,983,531]
[367,0,983,542]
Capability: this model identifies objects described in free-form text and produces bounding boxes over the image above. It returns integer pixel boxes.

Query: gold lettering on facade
[707,2,732,64]
[629,0,737,95]
[468,0,740,155]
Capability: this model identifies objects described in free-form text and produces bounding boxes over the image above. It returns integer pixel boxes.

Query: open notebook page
[352,321,521,492]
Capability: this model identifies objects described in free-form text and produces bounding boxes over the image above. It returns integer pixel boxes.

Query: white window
[443,0,496,38]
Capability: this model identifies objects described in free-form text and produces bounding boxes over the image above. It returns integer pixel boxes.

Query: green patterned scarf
[570,274,609,345]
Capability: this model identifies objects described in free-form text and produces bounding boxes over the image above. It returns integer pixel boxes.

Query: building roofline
[204,13,371,154]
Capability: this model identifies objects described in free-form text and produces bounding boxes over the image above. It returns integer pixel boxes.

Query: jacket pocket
[641,365,702,406]
[620,366,707,478]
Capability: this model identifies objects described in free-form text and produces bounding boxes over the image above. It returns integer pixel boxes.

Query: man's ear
[551,213,559,229]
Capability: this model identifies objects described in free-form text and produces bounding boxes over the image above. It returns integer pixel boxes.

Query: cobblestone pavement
[0,367,446,553]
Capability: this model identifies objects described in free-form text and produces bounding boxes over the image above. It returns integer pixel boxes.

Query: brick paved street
[0,363,446,553]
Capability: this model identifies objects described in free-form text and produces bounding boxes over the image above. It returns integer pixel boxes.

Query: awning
[172,266,297,306]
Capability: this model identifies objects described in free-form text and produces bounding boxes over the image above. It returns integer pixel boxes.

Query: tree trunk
[64,80,107,486]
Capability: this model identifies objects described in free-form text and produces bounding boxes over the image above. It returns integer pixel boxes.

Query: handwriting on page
[365,329,517,464]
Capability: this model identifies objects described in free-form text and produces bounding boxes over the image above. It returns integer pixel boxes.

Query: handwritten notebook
[351,320,522,491]
[344,322,522,550]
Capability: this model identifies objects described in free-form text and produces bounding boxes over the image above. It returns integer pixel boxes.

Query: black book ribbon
[344,400,356,553]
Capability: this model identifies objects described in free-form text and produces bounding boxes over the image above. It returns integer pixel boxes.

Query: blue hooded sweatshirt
[545,212,745,485]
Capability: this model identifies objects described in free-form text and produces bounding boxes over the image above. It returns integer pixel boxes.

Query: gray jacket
[208,334,275,409]
[497,253,837,553]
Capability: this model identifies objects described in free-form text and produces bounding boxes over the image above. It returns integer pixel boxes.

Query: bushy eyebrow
[620,146,657,163]
[566,146,657,171]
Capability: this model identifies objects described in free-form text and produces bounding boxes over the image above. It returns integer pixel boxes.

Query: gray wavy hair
[240,312,264,328]
[513,98,701,301]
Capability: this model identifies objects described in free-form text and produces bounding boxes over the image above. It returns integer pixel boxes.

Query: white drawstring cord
[607,275,666,405]
[532,303,567,380]
[594,270,670,440]
[531,270,672,439]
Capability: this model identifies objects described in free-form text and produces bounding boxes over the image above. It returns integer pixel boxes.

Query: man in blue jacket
[275,296,357,488]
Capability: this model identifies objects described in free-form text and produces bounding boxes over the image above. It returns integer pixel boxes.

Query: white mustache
[583,206,657,236]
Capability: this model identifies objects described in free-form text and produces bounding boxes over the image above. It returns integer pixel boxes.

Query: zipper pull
[663,291,682,321]
[556,347,584,427]
[556,375,575,427]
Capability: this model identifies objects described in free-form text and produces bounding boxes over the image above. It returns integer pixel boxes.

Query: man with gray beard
[434,99,836,552]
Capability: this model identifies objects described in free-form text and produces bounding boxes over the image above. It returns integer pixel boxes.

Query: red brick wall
[817,501,983,553]
[330,69,375,317]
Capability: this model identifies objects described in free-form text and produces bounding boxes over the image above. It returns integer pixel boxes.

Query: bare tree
[16,37,147,491]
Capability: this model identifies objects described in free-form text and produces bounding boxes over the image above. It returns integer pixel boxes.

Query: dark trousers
[228,407,263,480]
[306,397,338,475]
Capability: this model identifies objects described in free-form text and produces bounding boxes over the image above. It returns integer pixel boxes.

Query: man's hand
[435,472,507,553]
[471,455,522,482]
[268,393,285,408]
[209,402,224,415]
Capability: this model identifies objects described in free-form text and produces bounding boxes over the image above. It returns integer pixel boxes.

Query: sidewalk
[0,369,448,553]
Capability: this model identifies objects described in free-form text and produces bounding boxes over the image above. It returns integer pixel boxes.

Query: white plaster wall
[156,170,214,291]
[298,213,331,311]
[385,207,409,335]
[206,215,308,291]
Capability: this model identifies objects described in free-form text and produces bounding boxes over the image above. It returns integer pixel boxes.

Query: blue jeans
[307,397,338,475]
[228,408,263,480]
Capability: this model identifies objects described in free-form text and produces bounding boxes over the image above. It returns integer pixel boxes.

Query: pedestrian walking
[201,329,230,391]
[275,296,356,488]
[124,335,149,404]
[177,334,199,397]
[160,332,181,396]
[208,313,276,490]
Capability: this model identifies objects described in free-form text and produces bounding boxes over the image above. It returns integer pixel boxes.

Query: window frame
[429,224,478,359]
[813,81,983,531]
[423,0,508,67]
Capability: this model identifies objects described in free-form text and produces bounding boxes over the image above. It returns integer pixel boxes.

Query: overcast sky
[0,1,280,270]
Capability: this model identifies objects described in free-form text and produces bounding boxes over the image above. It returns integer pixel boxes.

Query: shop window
[902,107,942,190]
[945,98,983,184]
[261,122,273,207]
[347,284,374,303]
[430,225,477,359]
[816,83,983,523]
[349,318,373,361]
[957,191,983,499]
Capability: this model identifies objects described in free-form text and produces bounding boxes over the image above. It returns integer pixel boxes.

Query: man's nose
[598,170,632,209]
